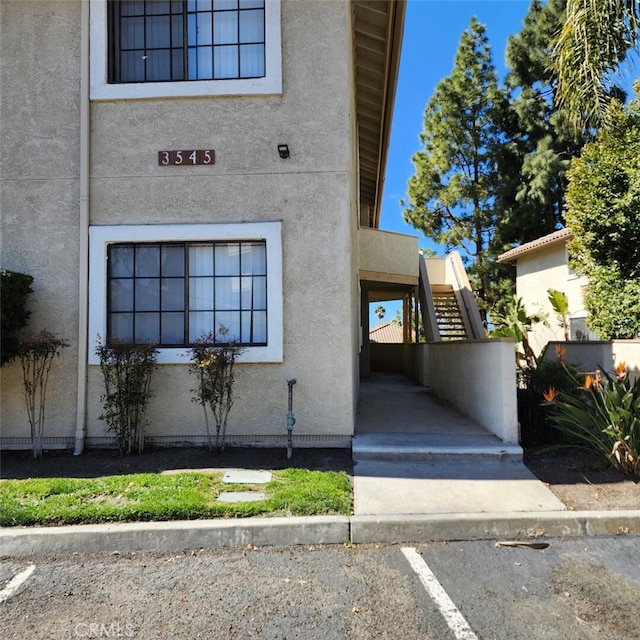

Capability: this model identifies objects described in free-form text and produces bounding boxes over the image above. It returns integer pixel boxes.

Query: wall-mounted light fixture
[277,144,290,159]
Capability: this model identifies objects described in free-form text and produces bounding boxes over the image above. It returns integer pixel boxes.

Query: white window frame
[90,0,282,100]
[89,221,283,364]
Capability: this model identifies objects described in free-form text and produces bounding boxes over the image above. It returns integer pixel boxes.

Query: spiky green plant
[544,361,640,476]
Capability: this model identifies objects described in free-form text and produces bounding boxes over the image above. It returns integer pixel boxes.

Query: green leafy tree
[490,295,549,369]
[403,18,511,320]
[547,288,571,339]
[565,93,640,338]
[374,305,385,321]
[552,0,639,129]
[498,0,586,246]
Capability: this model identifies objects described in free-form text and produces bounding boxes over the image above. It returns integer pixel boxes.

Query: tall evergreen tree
[402,18,511,320]
[498,0,586,246]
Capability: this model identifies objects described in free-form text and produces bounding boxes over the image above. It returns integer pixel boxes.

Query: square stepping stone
[217,491,266,503]
[222,470,272,484]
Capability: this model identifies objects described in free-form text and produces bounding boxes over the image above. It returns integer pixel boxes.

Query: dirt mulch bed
[1,446,638,513]
[0,446,353,480]
[524,448,640,511]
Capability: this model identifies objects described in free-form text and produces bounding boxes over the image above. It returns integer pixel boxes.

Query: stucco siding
[1,0,359,446]
[1,0,81,442]
[515,244,588,356]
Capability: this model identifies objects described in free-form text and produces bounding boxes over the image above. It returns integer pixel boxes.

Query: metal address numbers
[158,149,215,166]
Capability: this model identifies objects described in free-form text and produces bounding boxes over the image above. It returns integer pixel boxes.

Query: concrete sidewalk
[352,373,565,517]
[1,373,639,556]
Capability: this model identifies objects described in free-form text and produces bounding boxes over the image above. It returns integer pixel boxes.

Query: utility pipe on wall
[286,379,296,459]
[74,0,91,455]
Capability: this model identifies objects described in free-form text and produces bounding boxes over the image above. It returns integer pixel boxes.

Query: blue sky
[371,0,533,324]
[379,0,533,241]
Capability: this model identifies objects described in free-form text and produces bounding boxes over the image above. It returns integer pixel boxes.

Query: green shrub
[544,361,640,477]
[1,269,34,366]
[96,340,159,454]
[518,356,576,447]
[189,329,244,452]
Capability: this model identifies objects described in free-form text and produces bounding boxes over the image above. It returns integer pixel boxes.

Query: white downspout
[74,0,90,455]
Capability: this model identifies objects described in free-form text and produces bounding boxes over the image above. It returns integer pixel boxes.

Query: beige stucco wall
[0,0,82,443]
[541,340,640,381]
[515,243,589,356]
[358,228,419,279]
[1,0,359,448]
[417,340,519,444]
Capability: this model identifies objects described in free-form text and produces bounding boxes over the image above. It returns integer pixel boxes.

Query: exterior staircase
[430,284,468,341]
[419,252,486,342]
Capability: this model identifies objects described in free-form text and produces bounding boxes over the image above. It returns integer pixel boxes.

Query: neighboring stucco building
[1,0,414,450]
[498,228,596,356]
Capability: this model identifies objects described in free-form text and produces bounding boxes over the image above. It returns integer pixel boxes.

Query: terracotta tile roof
[369,322,404,343]
[497,228,573,263]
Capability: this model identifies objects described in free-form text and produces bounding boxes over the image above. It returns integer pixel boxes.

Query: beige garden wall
[416,340,519,444]
[541,340,640,381]
[1,0,359,449]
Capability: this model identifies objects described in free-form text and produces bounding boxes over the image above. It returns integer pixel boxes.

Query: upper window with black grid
[109,0,266,84]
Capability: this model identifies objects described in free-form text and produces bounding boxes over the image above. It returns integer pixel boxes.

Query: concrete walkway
[1,373,639,556]
[353,373,566,516]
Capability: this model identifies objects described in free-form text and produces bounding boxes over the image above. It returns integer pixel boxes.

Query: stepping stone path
[218,469,272,503]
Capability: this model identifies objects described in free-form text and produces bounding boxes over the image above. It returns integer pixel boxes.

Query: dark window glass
[107,241,267,346]
[109,0,265,83]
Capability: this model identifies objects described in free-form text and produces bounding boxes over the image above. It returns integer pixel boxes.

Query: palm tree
[552,0,640,129]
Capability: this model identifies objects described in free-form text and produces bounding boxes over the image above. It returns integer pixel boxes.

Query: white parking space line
[0,564,36,604]
[401,547,478,640]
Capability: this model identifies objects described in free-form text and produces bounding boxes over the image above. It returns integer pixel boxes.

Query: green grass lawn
[0,468,352,527]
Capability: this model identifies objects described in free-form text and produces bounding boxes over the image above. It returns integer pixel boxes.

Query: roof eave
[353,0,406,229]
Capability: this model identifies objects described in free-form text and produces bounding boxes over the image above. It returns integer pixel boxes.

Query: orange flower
[615,361,627,381]
[555,345,567,361]
[543,387,558,403]
[582,372,603,392]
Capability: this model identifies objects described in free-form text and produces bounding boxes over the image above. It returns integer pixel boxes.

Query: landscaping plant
[544,360,640,477]
[547,288,570,340]
[489,295,548,370]
[19,330,69,458]
[1,269,34,366]
[96,340,158,454]
[189,329,244,452]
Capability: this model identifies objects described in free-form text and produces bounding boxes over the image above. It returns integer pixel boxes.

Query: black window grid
[108,0,266,83]
[106,240,268,347]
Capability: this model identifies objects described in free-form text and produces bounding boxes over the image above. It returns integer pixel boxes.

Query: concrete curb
[0,516,350,557]
[1,512,640,557]
[349,511,640,544]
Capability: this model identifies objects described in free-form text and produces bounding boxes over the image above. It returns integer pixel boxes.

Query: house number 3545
[158,150,215,166]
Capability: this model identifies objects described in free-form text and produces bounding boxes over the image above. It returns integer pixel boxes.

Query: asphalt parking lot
[2,536,639,640]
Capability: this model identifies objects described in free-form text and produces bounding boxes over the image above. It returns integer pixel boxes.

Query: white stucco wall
[515,243,589,356]
[1,0,358,448]
[541,340,640,381]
